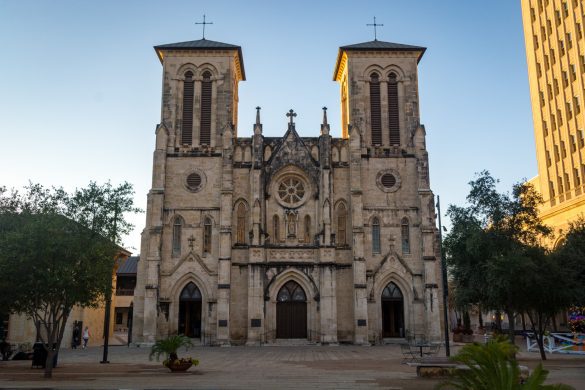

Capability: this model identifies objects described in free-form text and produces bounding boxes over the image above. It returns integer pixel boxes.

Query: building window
[567,32,573,49]
[558,176,564,194]
[570,64,577,81]
[559,40,565,56]
[181,71,194,145]
[571,135,577,152]
[388,72,400,146]
[534,35,539,49]
[369,73,382,145]
[537,62,542,77]
[574,96,581,113]
[273,215,280,243]
[116,312,123,325]
[337,203,347,246]
[554,78,559,94]
[372,217,381,254]
[540,91,545,107]
[579,130,584,148]
[549,181,556,199]
[562,71,569,87]
[172,216,183,257]
[554,144,560,161]
[543,120,549,136]
[304,215,311,244]
[546,150,552,167]
[203,217,212,253]
[236,203,247,244]
[574,168,581,187]
[401,217,410,254]
[200,71,212,145]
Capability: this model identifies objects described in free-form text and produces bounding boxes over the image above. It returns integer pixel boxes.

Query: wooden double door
[381,282,405,338]
[178,282,202,338]
[276,281,307,339]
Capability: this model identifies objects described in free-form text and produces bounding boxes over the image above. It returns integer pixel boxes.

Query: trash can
[32,342,58,368]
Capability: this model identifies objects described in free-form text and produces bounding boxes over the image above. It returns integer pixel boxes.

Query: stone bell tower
[133,38,245,344]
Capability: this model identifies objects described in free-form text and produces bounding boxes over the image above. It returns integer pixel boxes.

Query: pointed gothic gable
[265,126,320,190]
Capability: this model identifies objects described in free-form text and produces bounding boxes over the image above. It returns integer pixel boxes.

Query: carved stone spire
[253,106,262,135]
[320,106,330,136]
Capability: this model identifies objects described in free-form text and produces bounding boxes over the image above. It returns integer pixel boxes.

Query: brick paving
[0,344,583,389]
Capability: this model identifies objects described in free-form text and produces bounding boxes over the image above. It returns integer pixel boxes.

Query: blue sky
[0,0,535,252]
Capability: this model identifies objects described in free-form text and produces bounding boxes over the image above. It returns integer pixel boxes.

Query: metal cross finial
[195,14,214,39]
[367,16,384,41]
[188,235,195,250]
[286,109,297,125]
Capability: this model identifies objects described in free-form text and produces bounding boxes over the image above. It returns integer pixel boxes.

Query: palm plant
[149,334,193,363]
[439,336,573,389]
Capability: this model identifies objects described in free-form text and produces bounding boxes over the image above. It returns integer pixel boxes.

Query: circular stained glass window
[277,177,306,206]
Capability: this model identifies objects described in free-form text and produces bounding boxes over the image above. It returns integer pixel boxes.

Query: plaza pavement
[0,343,583,389]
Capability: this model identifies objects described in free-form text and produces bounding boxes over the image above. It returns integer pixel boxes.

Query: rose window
[277,177,305,205]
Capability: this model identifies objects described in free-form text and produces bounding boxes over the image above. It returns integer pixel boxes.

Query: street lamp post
[437,195,451,357]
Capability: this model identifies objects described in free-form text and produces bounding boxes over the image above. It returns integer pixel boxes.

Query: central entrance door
[276,281,307,339]
[382,282,405,338]
[178,282,202,338]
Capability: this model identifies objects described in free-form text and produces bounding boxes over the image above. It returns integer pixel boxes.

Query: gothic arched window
[273,214,280,243]
[401,217,410,254]
[388,72,400,146]
[370,72,382,146]
[181,71,194,145]
[203,217,212,253]
[372,217,381,254]
[172,216,184,257]
[337,203,347,246]
[236,203,247,244]
[200,71,212,145]
[304,215,311,244]
[277,281,307,302]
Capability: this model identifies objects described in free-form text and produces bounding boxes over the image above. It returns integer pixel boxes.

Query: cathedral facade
[133,37,444,345]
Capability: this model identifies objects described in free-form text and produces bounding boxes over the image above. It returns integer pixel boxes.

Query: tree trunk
[506,309,515,346]
[44,349,54,378]
[536,330,547,360]
[478,307,484,329]
[495,310,502,332]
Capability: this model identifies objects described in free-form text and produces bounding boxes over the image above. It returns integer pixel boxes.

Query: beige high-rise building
[132,36,444,345]
[522,0,585,241]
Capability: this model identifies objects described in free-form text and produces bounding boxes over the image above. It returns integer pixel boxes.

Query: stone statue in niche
[285,210,298,238]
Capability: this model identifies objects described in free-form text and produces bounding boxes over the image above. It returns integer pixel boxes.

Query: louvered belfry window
[388,73,400,146]
[181,71,194,145]
[370,73,382,145]
[200,71,212,145]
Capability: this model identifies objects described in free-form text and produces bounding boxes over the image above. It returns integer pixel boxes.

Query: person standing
[82,326,90,349]
[72,324,80,349]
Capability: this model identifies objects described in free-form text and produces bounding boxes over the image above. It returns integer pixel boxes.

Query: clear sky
[0,0,535,253]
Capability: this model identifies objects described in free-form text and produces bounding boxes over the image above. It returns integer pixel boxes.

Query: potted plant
[149,335,199,372]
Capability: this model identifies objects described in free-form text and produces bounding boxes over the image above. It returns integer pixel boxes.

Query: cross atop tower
[286,109,297,126]
[195,14,214,39]
[366,16,383,41]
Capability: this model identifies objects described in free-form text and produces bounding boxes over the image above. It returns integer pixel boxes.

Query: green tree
[0,182,140,378]
[445,172,552,345]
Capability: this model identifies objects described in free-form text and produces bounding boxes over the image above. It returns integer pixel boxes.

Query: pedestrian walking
[82,326,90,349]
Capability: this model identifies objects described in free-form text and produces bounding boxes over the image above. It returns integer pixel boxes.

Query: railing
[526,332,585,355]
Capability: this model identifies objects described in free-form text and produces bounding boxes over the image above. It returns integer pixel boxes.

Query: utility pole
[437,195,451,357]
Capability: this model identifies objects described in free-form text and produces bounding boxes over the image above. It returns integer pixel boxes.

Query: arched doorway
[276,281,307,339]
[381,282,405,338]
[178,282,202,338]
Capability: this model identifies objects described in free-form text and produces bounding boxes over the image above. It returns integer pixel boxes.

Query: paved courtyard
[0,344,583,389]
